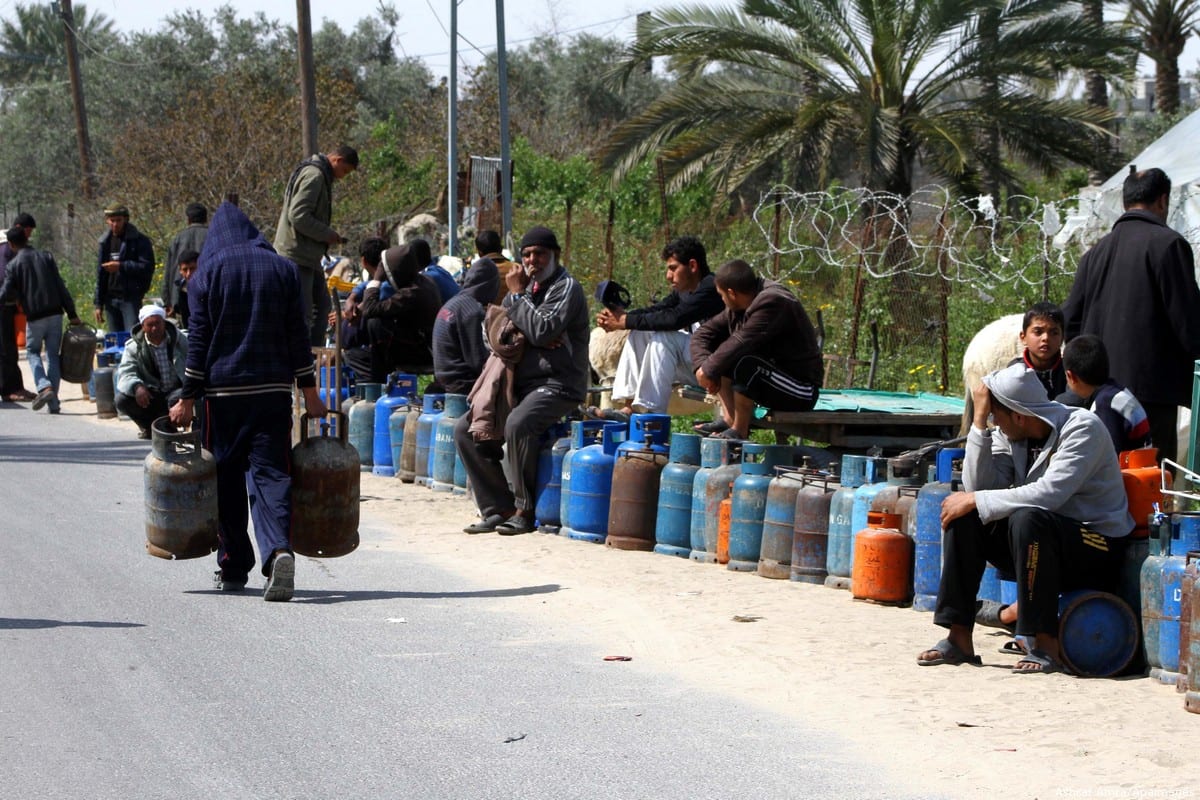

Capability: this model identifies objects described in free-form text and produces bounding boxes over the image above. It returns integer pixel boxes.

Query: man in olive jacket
[690,259,822,439]
[273,145,358,345]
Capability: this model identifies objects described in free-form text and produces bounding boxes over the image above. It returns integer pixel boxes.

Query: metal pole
[296,0,319,155]
[495,0,513,242]
[59,0,95,199]
[447,0,458,257]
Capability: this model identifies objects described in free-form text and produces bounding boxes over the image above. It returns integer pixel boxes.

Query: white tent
[1055,107,1200,256]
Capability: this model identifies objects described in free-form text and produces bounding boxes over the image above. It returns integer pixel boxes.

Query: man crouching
[917,363,1133,674]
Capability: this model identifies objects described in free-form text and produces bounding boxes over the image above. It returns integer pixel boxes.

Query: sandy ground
[26,365,1199,800]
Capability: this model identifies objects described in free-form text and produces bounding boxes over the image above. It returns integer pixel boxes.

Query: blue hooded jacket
[182,202,315,399]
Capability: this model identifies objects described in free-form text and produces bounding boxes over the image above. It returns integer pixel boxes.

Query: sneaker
[137,427,152,440]
[213,570,247,592]
[48,408,60,415]
[31,387,55,411]
[263,551,295,602]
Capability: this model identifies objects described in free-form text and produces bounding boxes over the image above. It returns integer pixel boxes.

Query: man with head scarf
[916,363,1134,675]
[115,304,188,439]
[432,256,500,394]
[454,225,589,535]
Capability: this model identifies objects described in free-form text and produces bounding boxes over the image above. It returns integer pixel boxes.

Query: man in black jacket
[0,226,82,413]
[1063,167,1200,463]
[595,236,724,418]
[94,205,156,333]
[0,213,37,401]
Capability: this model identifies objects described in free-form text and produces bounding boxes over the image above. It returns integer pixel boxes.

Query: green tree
[1126,0,1200,114]
[0,2,117,88]
[601,0,1126,200]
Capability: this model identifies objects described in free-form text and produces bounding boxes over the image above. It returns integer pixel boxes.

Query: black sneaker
[263,552,295,602]
[31,387,55,411]
[213,570,247,592]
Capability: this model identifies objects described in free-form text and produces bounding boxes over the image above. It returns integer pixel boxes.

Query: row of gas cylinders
[1139,511,1200,714]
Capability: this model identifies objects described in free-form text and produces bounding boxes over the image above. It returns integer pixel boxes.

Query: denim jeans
[104,298,140,334]
[25,314,63,410]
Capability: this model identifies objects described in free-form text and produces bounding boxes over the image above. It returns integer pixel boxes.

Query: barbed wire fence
[748,184,1200,397]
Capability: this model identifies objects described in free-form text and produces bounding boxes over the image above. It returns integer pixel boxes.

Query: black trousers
[1142,400,1179,465]
[0,303,25,396]
[934,507,1122,637]
[115,387,183,432]
[731,355,818,412]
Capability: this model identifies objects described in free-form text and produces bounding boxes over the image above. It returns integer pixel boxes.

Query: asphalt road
[0,399,937,800]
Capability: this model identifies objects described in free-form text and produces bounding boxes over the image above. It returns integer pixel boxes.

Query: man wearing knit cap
[0,212,37,401]
[455,225,590,535]
[94,204,156,333]
[115,304,188,439]
[917,363,1133,675]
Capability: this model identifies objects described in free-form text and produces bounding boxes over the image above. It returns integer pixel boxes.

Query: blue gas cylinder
[653,433,703,558]
[319,363,354,409]
[565,424,624,544]
[912,479,956,612]
[559,420,613,538]
[935,448,965,482]
[978,565,1003,602]
[535,431,572,531]
[1058,590,1140,678]
[388,402,412,480]
[693,440,744,563]
[414,393,445,487]
[372,374,417,477]
[1142,513,1170,678]
[727,444,794,572]
[824,454,872,588]
[432,393,468,492]
[689,437,732,562]
[348,382,382,470]
[619,413,671,455]
[1157,512,1200,683]
[792,471,838,583]
[845,457,890,575]
[758,466,808,578]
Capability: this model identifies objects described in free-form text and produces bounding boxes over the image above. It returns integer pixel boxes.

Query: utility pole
[296,0,319,155]
[496,0,512,242]
[447,0,458,257]
[58,0,95,199]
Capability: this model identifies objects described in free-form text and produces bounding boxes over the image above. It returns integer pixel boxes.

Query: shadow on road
[0,617,146,629]
[0,436,147,465]
[183,583,563,604]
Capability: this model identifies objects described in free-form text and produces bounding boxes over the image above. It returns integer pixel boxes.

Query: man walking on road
[0,226,83,414]
[0,213,38,401]
[170,202,325,602]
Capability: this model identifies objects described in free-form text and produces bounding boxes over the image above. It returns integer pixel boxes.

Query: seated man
[474,229,514,306]
[350,240,441,383]
[595,235,724,419]
[689,259,822,439]
[116,305,187,439]
[414,237,460,305]
[454,225,589,535]
[432,257,500,394]
[918,364,1134,674]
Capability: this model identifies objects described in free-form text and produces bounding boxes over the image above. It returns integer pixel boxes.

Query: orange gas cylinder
[14,308,25,347]
[1120,448,1167,537]
[717,496,732,565]
[851,510,912,605]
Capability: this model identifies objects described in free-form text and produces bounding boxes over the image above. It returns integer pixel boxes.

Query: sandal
[584,406,630,424]
[1012,648,1063,675]
[998,638,1029,656]
[917,637,982,667]
[712,428,747,441]
[975,600,1016,633]
[693,419,730,435]
[496,515,535,536]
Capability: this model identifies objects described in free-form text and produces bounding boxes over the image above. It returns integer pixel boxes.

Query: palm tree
[0,2,117,86]
[601,0,1129,201]
[1126,0,1200,114]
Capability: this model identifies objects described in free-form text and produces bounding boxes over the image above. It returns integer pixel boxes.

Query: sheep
[960,313,1024,433]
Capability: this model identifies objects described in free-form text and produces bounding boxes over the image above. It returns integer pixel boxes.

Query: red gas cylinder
[851,511,912,605]
[1120,448,1166,537]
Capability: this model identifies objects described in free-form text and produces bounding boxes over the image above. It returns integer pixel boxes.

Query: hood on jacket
[982,363,1073,430]
[461,257,499,304]
[199,202,274,272]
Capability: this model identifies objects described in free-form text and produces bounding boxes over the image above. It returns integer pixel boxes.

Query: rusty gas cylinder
[290,412,361,558]
[1178,552,1200,691]
[398,404,421,483]
[144,416,218,560]
[607,441,669,551]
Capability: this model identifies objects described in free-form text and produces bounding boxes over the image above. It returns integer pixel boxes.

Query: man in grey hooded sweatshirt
[917,363,1133,675]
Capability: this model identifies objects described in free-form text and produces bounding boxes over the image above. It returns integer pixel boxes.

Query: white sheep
[960,313,1024,433]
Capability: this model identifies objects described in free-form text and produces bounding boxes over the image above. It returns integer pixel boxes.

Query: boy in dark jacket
[1057,334,1151,454]
[1007,301,1065,400]
[690,259,822,439]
